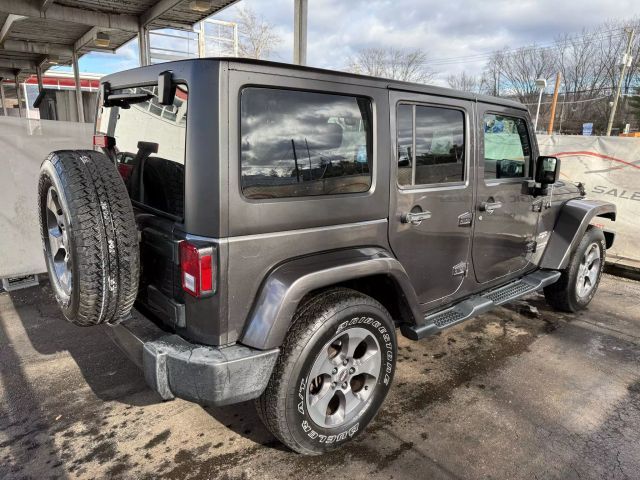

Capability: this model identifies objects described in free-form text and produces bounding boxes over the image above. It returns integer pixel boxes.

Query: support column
[197,21,206,58]
[72,51,85,123]
[233,23,239,57]
[138,24,150,66]
[36,65,44,92]
[293,0,308,65]
[0,78,6,116]
[14,74,24,118]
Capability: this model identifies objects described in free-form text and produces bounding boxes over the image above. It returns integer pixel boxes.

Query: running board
[401,270,561,341]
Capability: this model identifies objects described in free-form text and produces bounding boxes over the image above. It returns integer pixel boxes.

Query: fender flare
[540,199,616,270]
[240,247,421,350]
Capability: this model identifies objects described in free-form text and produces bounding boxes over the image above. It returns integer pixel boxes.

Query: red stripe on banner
[551,151,640,170]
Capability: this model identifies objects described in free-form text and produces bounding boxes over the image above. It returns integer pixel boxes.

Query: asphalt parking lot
[1,274,639,480]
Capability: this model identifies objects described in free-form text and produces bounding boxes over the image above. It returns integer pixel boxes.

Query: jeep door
[472,104,540,283]
[388,91,474,306]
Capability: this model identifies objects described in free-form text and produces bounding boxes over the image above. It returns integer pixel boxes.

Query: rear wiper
[104,92,152,109]
[101,81,152,109]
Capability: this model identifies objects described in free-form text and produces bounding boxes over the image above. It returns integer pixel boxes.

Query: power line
[423,28,630,66]
[522,94,610,106]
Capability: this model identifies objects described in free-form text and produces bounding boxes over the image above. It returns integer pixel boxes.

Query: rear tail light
[93,134,116,148]
[180,241,216,297]
[117,163,133,182]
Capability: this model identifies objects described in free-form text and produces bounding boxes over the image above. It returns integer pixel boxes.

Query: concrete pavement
[1,274,639,479]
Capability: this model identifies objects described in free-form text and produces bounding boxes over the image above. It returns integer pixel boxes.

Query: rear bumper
[106,309,279,406]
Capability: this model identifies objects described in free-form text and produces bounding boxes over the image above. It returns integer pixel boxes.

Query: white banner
[0,117,92,277]
[538,134,640,269]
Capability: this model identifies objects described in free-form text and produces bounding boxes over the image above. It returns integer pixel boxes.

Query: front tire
[256,288,397,455]
[544,226,606,312]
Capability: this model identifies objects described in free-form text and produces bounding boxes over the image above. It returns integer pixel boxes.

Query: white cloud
[80,0,640,82]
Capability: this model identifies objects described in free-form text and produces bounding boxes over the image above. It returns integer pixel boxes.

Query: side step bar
[401,270,561,341]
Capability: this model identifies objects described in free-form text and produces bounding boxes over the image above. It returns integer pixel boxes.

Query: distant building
[0,71,102,123]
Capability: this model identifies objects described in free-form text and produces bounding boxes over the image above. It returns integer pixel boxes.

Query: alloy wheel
[44,186,72,300]
[306,327,381,428]
[576,242,600,299]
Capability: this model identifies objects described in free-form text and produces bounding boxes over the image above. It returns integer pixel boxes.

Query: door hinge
[458,211,473,227]
[452,261,468,277]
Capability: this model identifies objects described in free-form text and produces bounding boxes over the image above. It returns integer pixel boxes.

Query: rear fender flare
[540,199,616,270]
[240,247,421,350]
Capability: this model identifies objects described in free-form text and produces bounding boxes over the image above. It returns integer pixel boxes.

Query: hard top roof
[104,57,528,111]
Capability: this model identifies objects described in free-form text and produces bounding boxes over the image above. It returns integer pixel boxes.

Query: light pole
[606,28,635,136]
[534,78,547,132]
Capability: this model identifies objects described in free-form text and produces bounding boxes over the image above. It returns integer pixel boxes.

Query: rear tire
[38,150,139,326]
[256,288,397,455]
[543,226,606,313]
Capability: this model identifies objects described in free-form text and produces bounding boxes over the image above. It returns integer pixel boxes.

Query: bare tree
[236,7,282,60]
[482,51,505,96]
[446,71,481,93]
[475,18,640,133]
[347,47,436,83]
[497,45,557,103]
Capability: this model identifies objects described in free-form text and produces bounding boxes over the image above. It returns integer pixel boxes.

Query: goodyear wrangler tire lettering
[255,288,397,455]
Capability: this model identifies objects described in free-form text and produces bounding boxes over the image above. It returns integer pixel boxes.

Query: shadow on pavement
[6,282,159,407]
[0,294,69,479]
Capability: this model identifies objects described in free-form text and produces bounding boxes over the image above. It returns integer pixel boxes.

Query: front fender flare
[540,199,616,270]
[240,247,421,350]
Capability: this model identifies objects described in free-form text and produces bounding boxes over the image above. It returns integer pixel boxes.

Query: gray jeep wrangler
[37,58,616,455]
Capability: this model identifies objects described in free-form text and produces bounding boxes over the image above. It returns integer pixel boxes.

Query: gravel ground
[1,274,639,480]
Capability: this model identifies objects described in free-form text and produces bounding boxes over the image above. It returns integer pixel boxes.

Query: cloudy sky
[63,0,640,86]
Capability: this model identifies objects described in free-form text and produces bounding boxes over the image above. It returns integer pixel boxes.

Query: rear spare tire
[38,150,139,326]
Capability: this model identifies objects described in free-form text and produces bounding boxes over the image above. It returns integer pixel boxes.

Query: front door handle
[479,201,502,214]
[402,210,432,226]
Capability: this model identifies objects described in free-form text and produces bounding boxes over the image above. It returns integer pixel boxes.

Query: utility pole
[547,72,561,134]
[606,28,635,136]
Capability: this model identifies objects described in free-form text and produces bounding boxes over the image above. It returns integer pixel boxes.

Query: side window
[396,103,465,187]
[483,113,531,180]
[240,88,373,199]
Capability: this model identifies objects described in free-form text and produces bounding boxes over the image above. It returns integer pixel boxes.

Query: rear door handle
[402,211,432,226]
[479,201,503,214]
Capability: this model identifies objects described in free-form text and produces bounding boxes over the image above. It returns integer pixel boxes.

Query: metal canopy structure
[0,0,239,120]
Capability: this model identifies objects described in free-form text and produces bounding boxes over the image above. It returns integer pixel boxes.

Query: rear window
[96,85,188,218]
[240,88,373,199]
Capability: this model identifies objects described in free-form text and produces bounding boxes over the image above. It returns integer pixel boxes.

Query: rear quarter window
[96,85,188,218]
[240,88,373,199]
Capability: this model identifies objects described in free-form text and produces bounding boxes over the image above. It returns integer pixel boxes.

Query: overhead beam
[149,20,194,32]
[0,58,36,70]
[1,39,72,56]
[0,67,18,78]
[0,14,26,45]
[0,0,139,32]
[74,26,99,51]
[140,0,183,27]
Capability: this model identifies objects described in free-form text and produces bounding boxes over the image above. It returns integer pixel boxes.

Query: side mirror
[535,156,560,185]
